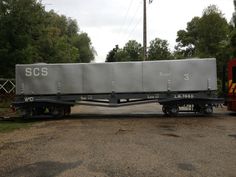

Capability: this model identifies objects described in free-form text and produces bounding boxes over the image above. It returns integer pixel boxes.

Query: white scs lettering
[25,68,32,77]
[41,67,48,76]
[25,67,48,77]
[33,68,40,77]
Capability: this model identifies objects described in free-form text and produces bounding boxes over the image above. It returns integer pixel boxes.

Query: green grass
[0,107,18,117]
[0,108,10,116]
[0,100,12,108]
[0,108,6,114]
[0,99,39,133]
[0,100,37,133]
[0,120,33,133]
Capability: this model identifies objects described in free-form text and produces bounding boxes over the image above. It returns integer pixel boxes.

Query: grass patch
[0,108,6,114]
[0,108,10,116]
[0,100,12,108]
[0,99,14,117]
[0,107,18,117]
[0,120,33,133]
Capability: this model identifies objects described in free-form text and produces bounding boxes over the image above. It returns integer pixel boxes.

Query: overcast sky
[42,0,234,63]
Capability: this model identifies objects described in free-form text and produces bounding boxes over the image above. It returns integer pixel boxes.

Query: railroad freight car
[13,58,223,117]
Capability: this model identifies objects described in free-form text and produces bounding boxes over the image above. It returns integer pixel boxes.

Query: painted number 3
[184,73,191,81]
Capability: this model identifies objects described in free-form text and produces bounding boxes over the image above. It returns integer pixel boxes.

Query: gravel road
[0,104,236,177]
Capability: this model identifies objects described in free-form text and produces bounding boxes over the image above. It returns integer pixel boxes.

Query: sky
[42,0,235,63]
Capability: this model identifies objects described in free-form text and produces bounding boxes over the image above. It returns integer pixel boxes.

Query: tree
[73,33,95,63]
[106,45,119,62]
[113,49,128,62]
[175,17,200,58]
[0,0,46,77]
[106,39,174,62]
[106,40,142,62]
[0,0,95,78]
[198,6,229,58]
[148,38,173,60]
[232,0,236,27]
[31,10,95,63]
[230,0,236,57]
[123,40,143,61]
[176,5,229,59]
[175,5,231,82]
[230,31,236,58]
[66,18,79,37]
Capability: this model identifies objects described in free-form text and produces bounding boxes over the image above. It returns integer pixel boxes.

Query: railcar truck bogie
[12,58,223,117]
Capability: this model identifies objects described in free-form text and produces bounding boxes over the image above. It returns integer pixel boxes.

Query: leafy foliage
[106,38,173,62]
[106,45,119,62]
[106,40,143,62]
[230,0,236,58]
[123,40,143,61]
[175,5,232,79]
[148,38,173,60]
[230,30,236,57]
[0,0,95,78]
[176,5,230,59]
[175,17,200,58]
[232,0,236,27]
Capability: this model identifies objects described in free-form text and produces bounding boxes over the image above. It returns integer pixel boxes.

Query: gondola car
[12,58,223,117]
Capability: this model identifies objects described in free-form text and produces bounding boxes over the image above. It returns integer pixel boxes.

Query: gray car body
[15,58,217,95]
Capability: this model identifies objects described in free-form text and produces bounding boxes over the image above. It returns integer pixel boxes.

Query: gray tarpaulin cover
[16,58,217,95]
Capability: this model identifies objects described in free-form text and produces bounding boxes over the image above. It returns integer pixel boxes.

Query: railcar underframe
[13,91,223,117]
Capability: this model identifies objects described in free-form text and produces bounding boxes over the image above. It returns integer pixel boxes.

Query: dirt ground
[0,104,236,177]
